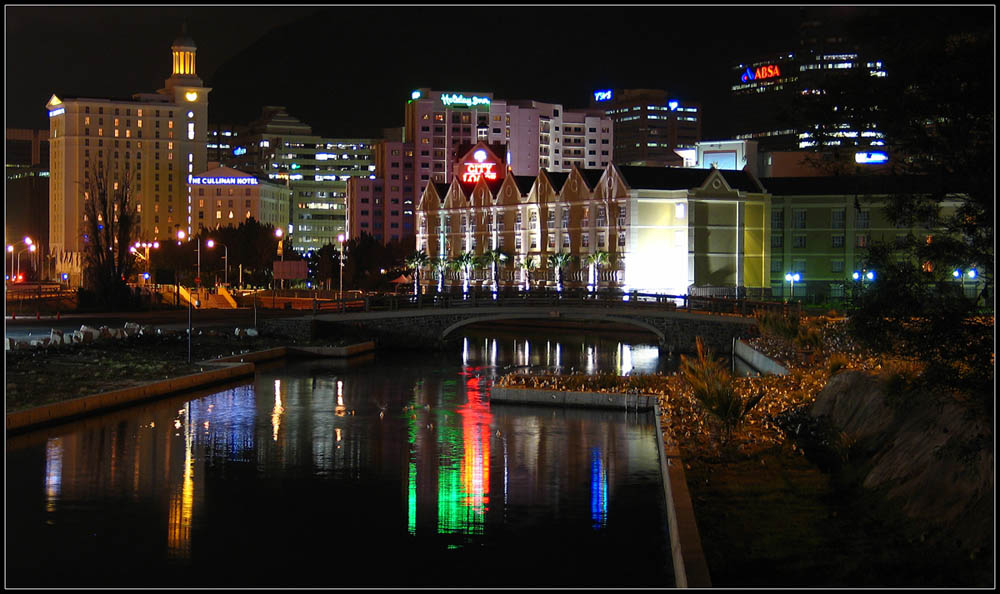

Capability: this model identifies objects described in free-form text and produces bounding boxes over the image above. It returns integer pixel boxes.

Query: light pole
[15,244,37,281]
[275,228,285,290]
[131,241,160,285]
[337,233,345,304]
[784,272,801,301]
[852,269,875,288]
[953,268,977,299]
[7,236,33,281]
[206,239,228,285]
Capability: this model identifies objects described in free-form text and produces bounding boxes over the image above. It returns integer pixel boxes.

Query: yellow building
[47,30,211,286]
[415,142,771,295]
[188,166,291,232]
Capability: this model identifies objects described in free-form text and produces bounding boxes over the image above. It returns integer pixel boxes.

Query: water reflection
[7,330,671,587]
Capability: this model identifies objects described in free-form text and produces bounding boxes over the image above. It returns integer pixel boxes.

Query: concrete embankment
[489,384,711,587]
[5,342,377,433]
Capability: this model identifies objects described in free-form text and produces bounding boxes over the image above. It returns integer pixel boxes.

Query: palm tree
[481,248,509,293]
[520,255,538,292]
[453,251,478,295]
[404,249,430,296]
[430,257,448,293]
[547,252,574,293]
[584,250,611,292]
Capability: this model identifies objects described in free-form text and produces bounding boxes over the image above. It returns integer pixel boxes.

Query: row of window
[772,234,870,249]
[772,208,868,229]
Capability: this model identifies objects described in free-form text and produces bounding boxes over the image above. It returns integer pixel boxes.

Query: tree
[81,160,138,309]
[801,11,993,401]
[452,251,478,295]
[584,250,611,292]
[519,255,537,291]
[430,257,449,293]
[547,252,573,292]
[405,249,430,296]
[481,248,509,292]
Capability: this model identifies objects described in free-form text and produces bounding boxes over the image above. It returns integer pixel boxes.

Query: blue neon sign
[593,89,613,102]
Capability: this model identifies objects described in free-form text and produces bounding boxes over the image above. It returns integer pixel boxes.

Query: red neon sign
[461,162,497,183]
[740,64,781,83]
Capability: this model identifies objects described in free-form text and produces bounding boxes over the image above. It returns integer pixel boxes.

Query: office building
[229,106,377,251]
[47,29,211,285]
[7,129,51,272]
[589,88,701,167]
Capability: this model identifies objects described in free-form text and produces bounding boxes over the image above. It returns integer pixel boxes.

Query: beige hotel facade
[46,32,210,286]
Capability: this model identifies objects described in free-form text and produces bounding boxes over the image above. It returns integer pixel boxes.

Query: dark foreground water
[7,330,674,588]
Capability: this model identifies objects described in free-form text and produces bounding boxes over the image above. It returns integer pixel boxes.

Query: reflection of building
[416,142,772,295]
[228,106,377,250]
[188,166,290,231]
[588,88,701,167]
[47,30,211,286]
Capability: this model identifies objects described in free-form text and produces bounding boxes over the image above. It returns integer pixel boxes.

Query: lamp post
[852,269,875,288]
[953,268,978,299]
[784,272,800,301]
[337,233,345,304]
[15,244,37,281]
[7,236,33,281]
[275,228,284,290]
[206,239,228,285]
[131,241,160,285]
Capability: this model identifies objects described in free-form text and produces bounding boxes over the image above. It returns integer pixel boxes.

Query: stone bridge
[262,304,760,354]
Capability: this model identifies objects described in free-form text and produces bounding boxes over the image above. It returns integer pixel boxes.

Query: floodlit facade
[188,166,290,231]
[415,142,771,295]
[47,30,211,286]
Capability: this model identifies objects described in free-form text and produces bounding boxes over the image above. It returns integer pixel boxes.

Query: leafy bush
[755,310,801,340]
[681,337,765,442]
[827,353,851,375]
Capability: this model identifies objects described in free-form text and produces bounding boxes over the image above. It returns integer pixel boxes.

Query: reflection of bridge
[264,293,781,354]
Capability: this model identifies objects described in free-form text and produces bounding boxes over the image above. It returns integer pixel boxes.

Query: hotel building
[227,106,377,251]
[415,142,771,295]
[188,166,290,232]
[588,88,702,167]
[47,30,211,285]
[346,89,613,245]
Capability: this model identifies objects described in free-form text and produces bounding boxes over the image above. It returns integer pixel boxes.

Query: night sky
[5,5,991,140]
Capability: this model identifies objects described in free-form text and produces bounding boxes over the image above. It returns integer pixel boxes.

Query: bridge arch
[439,312,666,343]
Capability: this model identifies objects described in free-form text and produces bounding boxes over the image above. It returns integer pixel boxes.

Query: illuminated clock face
[185,91,198,102]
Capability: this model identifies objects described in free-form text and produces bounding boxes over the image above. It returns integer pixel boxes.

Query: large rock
[810,370,993,554]
[123,322,141,337]
[50,329,65,345]
[79,325,100,342]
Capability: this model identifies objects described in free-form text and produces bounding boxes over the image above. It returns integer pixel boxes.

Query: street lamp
[784,272,801,301]
[130,241,160,285]
[7,236,33,282]
[953,268,978,298]
[275,228,285,290]
[852,269,875,285]
[15,244,37,280]
[206,239,229,285]
[337,233,346,303]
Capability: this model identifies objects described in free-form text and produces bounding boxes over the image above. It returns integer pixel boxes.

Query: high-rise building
[229,106,377,251]
[6,129,51,273]
[404,88,612,198]
[588,89,702,167]
[47,29,211,285]
[729,10,887,154]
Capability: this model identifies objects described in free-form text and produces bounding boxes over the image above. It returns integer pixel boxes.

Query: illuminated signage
[668,100,679,111]
[461,149,498,183]
[190,176,259,185]
[593,89,613,102]
[441,93,491,108]
[740,64,782,83]
[232,146,247,156]
[48,108,65,117]
[411,90,422,100]
[855,151,889,164]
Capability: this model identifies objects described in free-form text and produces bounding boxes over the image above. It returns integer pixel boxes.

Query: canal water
[7,329,675,588]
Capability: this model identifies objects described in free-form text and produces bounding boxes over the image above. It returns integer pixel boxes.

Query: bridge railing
[345,289,802,317]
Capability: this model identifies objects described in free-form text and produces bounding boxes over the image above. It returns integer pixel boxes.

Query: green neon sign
[440,93,491,108]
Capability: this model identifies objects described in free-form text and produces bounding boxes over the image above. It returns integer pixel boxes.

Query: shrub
[827,353,851,375]
[681,337,765,443]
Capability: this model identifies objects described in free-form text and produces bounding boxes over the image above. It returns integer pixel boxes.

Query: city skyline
[8,4,953,139]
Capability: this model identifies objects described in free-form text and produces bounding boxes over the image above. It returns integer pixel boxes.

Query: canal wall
[734,339,789,375]
[6,343,376,433]
[489,384,712,587]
